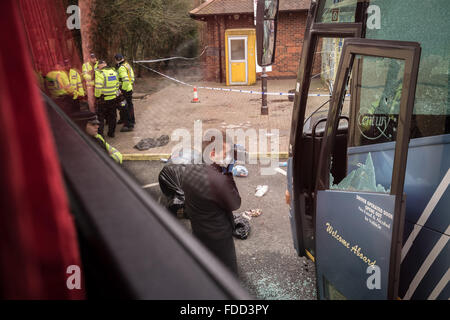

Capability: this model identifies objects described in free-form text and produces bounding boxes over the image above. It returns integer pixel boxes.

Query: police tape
[134,62,349,97]
[134,47,208,64]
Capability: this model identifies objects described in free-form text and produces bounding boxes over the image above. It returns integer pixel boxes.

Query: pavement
[123,160,317,300]
[104,76,330,157]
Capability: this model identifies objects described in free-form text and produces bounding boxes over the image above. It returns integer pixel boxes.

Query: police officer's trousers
[97,97,117,137]
[123,90,135,128]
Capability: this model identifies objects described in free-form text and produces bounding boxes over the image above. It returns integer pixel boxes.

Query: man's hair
[202,129,233,151]
[201,129,236,163]
[114,53,124,61]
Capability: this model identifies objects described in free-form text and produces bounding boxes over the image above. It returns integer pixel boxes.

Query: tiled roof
[190,0,310,17]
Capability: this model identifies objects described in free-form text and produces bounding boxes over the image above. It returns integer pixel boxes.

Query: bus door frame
[289,0,364,257]
[315,38,421,299]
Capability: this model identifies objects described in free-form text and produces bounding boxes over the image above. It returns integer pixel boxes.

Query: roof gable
[190,0,310,17]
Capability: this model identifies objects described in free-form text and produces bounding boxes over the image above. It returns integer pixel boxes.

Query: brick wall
[200,11,308,82]
[271,11,307,78]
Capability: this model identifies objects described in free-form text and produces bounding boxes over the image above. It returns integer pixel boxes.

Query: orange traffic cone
[191,87,200,103]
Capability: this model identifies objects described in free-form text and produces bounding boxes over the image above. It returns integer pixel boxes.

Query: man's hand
[285,190,290,205]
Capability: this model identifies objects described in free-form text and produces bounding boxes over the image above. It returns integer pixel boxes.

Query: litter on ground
[233,214,251,240]
[134,135,170,151]
[255,185,269,197]
[246,208,262,217]
[232,165,249,177]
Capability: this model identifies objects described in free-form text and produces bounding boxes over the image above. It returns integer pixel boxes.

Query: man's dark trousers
[194,231,238,274]
[122,90,135,128]
[97,98,117,137]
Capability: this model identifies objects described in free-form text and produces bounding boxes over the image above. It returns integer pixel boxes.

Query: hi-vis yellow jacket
[69,68,85,100]
[95,68,120,101]
[46,70,71,98]
[117,61,135,92]
[82,60,98,87]
[95,134,123,164]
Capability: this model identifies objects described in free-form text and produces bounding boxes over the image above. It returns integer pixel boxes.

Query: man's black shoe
[120,126,133,132]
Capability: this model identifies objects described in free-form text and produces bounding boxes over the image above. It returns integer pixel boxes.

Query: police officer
[82,53,98,110]
[115,53,135,132]
[65,59,85,112]
[72,111,123,164]
[46,63,75,114]
[82,53,98,89]
[95,60,120,138]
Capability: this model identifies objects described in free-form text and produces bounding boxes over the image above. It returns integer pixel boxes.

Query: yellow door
[228,37,248,84]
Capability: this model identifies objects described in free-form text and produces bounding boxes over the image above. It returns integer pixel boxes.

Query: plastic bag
[232,165,248,177]
[233,214,251,240]
[158,164,187,214]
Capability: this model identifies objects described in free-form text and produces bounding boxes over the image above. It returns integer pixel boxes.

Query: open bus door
[286,0,366,259]
[314,38,421,299]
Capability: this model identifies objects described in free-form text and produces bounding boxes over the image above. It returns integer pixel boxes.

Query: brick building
[190,0,311,83]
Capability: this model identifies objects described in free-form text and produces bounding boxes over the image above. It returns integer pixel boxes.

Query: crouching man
[181,131,241,274]
[72,111,123,164]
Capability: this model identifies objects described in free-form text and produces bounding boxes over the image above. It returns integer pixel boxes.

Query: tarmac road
[123,160,317,300]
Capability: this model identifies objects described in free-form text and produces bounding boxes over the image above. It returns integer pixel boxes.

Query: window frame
[44,93,250,299]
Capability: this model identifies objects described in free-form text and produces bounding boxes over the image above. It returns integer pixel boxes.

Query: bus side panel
[399,221,449,300]
[347,134,450,300]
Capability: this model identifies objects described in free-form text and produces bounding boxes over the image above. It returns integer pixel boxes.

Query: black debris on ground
[134,134,170,151]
